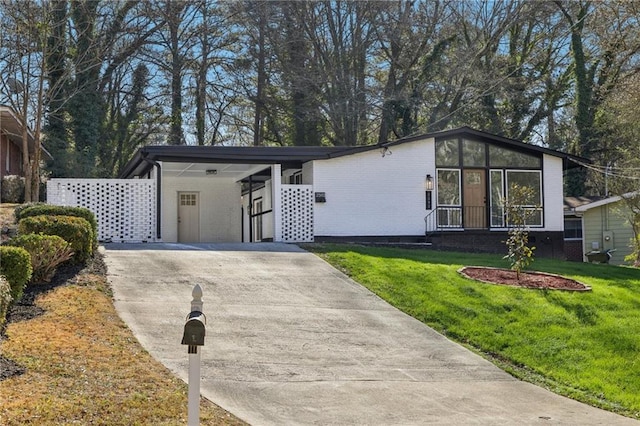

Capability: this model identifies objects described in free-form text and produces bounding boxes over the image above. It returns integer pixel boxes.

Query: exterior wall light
[425,174,434,210]
[425,174,434,191]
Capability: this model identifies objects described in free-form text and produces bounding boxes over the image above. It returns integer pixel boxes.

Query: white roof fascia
[575,191,639,212]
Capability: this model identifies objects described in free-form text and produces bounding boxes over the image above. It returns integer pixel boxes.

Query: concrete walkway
[103,243,637,425]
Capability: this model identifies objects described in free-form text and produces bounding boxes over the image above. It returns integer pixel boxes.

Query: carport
[48,145,361,244]
[117,146,354,244]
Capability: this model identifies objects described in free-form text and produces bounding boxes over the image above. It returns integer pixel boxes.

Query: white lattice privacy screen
[280,184,313,242]
[47,179,157,243]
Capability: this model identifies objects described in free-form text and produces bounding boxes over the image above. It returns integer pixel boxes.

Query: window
[436,139,460,167]
[437,169,460,205]
[437,207,462,228]
[462,139,486,167]
[490,170,504,227]
[437,169,462,228]
[5,140,10,171]
[434,137,545,229]
[506,171,541,205]
[564,218,583,239]
[290,172,303,184]
[180,193,197,206]
[505,170,543,226]
[489,145,541,168]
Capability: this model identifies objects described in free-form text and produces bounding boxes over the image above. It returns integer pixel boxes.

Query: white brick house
[50,127,585,256]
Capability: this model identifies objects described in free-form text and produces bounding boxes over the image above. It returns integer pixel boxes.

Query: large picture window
[505,170,543,227]
[437,169,460,205]
[437,169,462,227]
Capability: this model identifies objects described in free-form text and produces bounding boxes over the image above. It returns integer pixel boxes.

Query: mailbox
[182,311,206,347]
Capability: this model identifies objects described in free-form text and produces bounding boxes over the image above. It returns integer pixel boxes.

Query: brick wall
[564,240,584,262]
[429,230,566,260]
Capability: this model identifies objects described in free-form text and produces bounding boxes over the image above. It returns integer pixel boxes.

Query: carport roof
[120,126,587,178]
[120,145,373,177]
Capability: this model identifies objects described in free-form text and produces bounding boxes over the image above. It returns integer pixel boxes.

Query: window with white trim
[437,169,462,227]
[505,170,543,227]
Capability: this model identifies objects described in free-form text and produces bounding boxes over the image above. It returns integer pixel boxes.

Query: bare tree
[0,0,60,201]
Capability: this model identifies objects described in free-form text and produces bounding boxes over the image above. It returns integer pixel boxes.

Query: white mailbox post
[181,284,206,426]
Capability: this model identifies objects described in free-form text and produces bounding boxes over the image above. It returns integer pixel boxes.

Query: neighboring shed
[565,194,639,265]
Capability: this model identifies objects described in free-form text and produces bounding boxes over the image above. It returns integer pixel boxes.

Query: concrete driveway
[103,243,637,425]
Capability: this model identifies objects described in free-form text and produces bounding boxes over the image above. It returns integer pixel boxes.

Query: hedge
[0,246,33,302]
[13,202,46,222]
[18,205,98,249]
[0,275,12,331]
[7,234,74,283]
[18,215,93,263]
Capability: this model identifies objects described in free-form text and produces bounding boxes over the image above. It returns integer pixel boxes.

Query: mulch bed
[459,266,591,291]
[0,253,108,380]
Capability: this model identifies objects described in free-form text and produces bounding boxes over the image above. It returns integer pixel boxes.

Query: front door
[178,192,200,242]
[463,169,486,229]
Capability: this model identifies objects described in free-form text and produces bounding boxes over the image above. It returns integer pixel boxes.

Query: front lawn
[307,244,640,419]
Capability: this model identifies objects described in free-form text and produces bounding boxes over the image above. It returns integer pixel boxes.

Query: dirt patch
[459,266,591,291]
[0,253,108,380]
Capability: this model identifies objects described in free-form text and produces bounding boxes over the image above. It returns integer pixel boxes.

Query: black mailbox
[182,311,206,346]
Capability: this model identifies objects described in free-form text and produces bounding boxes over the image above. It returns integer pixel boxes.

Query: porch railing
[424,206,488,236]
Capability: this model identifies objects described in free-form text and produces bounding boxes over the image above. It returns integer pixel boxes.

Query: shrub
[18,205,98,249]
[0,246,33,302]
[0,275,12,331]
[19,215,93,263]
[14,202,46,222]
[7,234,74,283]
[1,175,25,203]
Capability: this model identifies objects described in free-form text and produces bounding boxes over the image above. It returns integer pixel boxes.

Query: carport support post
[188,284,203,426]
[272,164,282,242]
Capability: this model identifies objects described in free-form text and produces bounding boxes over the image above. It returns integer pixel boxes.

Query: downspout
[142,156,162,241]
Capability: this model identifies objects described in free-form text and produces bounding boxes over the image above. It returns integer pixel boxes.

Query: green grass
[306,244,640,419]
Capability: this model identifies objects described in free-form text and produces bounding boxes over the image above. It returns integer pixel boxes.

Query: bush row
[0,276,11,331]
[16,204,98,250]
[19,215,93,262]
[7,234,74,283]
[1,205,96,327]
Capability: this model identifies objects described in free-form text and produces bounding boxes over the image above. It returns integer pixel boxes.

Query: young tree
[503,184,538,280]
